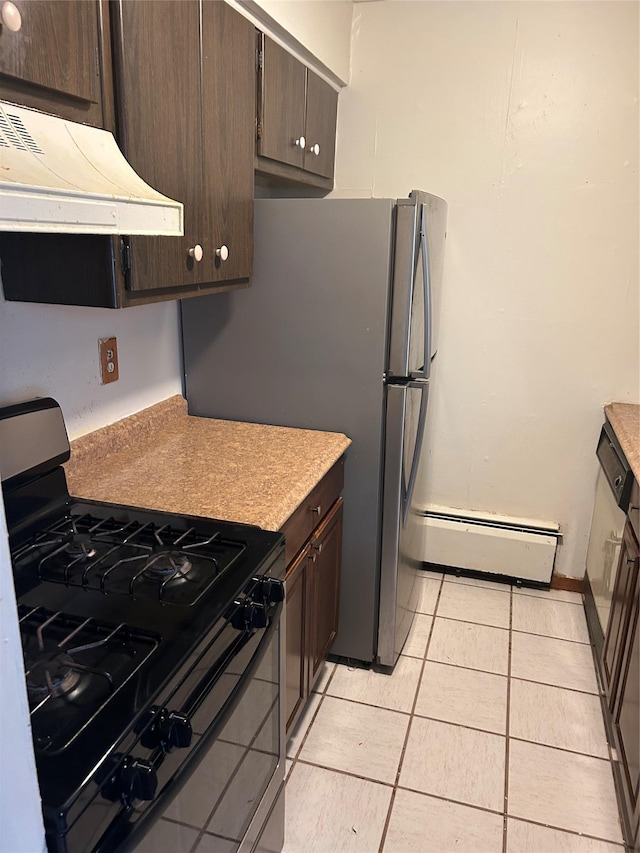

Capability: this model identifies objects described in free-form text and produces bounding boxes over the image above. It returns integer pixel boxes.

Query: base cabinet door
[603,523,638,698]
[307,498,343,685]
[281,459,345,737]
[285,549,307,732]
[610,529,639,847]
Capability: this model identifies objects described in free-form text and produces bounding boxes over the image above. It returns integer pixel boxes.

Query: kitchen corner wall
[246,0,353,81]
[333,1,639,578]
[0,293,183,439]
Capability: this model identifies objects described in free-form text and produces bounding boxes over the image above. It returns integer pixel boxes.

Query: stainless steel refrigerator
[181,190,447,668]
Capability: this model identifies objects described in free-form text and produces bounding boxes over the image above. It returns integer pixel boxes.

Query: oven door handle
[182,598,282,731]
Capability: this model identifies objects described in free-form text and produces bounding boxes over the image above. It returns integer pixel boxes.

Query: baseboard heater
[420,506,562,584]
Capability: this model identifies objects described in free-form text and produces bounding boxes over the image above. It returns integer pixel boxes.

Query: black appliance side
[181,198,395,663]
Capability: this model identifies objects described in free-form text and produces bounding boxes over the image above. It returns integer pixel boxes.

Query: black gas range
[1,398,286,853]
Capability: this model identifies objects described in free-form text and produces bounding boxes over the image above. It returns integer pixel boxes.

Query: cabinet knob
[1,1,21,31]
[309,143,320,156]
[188,244,203,262]
[294,135,306,149]
[216,244,229,262]
[308,505,322,516]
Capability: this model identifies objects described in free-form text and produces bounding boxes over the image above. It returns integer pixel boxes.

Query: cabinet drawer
[280,457,344,565]
[630,478,639,543]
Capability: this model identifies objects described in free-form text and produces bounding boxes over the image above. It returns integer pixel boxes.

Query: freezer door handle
[410,205,431,382]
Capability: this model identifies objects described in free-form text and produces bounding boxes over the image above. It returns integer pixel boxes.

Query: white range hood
[0,101,184,236]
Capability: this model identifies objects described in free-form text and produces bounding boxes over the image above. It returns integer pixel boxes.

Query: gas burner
[143,550,193,581]
[64,534,98,560]
[26,652,83,700]
[18,607,159,754]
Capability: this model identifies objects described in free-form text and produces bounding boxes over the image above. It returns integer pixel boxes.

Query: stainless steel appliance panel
[378,380,430,667]
[183,198,395,663]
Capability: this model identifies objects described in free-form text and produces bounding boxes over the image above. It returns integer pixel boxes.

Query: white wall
[0,293,183,439]
[334,0,639,577]
[248,0,353,82]
[0,507,46,853]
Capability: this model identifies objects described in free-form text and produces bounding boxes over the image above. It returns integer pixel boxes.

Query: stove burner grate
[13,514,248,606]
[19,606,159,754]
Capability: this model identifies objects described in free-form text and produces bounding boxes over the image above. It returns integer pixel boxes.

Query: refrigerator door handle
[410,205,431,382]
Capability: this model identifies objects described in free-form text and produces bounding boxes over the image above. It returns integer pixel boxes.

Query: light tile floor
[284,571,626,853]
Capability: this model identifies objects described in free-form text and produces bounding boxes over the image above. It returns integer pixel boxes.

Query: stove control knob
[141,708,192,751]
[253,577,285,605]
[162,710,193,749]
[120,757,157,803]
[231,599,268,631]
[249,601,268,629]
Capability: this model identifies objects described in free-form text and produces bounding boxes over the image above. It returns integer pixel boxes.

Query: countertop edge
[605,402,640,484]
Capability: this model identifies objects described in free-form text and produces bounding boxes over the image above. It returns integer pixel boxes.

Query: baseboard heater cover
[421,507,561,584]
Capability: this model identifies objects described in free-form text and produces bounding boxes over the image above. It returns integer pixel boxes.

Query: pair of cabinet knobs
[188,244,228,263]
[294,137,320,156]
[2,1,22,32]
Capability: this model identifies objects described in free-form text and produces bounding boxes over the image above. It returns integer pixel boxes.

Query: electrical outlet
[99,337,119,384]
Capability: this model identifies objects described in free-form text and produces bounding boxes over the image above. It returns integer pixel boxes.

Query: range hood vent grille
[1,110,44,153]
[0,102,184,236]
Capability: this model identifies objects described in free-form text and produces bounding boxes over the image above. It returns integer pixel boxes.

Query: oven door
[133,603,284,853]
[171,606,285,853]
[76,587,285,853]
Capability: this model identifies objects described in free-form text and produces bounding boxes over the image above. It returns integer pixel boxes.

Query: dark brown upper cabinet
[0,0,256,308]
[256,34,338,190]
[113,0,255,297]
[0,0,112,128]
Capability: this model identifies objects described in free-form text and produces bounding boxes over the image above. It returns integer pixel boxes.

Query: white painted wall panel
[334,0,640,578]
[250,0,353,82]
[0,293,182,439]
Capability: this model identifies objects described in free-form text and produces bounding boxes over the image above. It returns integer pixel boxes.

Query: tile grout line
[287,756,627,849]
[502,584,514,853]
[291,578,607,850]
[400,654,599,697]
[310,691,611,761]
[431,610,591,646]
[376,573,445,853]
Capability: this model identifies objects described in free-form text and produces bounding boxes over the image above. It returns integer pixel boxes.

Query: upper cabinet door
[259,36,306,169]
[200,2,255,285]
[303,71,338,179]
[114,0,203,293]
[0,0,104,126]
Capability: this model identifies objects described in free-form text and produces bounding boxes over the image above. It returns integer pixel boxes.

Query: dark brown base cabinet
[281,459,344,735]
[604,519,640,851]
[599,509,640,852]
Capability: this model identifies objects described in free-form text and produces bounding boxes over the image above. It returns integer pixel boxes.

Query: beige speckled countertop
[64,396,351,531]
[605,402,640,482]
